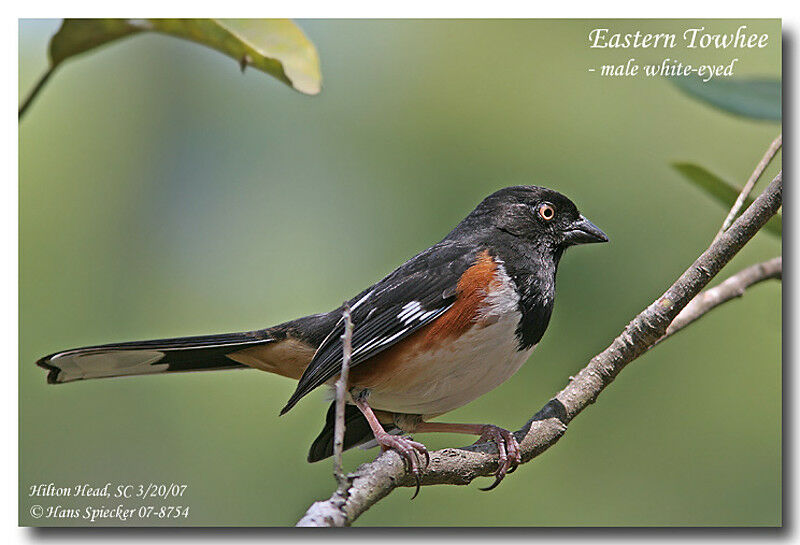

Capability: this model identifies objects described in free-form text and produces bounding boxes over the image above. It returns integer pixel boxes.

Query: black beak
[563,215,608,245]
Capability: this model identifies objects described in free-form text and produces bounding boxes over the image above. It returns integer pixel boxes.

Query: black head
[452,185,608,250]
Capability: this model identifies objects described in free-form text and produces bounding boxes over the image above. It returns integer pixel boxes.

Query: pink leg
[354,398,430,498]
[415,421,521,491]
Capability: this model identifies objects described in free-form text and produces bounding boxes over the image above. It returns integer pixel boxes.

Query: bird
[36,185,607,492]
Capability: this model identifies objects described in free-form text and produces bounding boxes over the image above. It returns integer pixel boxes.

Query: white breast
[368,263,535,417]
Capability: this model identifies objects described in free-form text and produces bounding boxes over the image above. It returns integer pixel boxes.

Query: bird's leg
[353,396,429,497]
[414,421,521,491]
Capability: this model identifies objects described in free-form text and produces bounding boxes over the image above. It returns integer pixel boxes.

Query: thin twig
[19,65,58,120]
[661,256,781,341]
[296,171,782,527]
[332,302,353,483]
[715,133,782,242]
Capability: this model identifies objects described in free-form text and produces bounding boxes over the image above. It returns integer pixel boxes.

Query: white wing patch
[397,301,422,324]
[397,301,448,326]
[350,304,451,360]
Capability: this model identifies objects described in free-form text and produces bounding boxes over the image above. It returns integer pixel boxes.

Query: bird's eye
[538,202,556,221]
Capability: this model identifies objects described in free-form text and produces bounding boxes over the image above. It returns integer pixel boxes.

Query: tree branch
[661,256,781,341]
[714,133,781,242]
[332,302,353,482]
[297,171,782,527]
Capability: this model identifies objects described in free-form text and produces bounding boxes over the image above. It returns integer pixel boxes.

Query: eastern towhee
[37,186,607,491]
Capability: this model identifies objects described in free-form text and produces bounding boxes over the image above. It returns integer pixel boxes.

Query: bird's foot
[475,425,521,491]
[375,433,430,499]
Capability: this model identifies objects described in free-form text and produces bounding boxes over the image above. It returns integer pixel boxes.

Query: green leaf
[672,162,781,238]
[48,18,321,95]
[670,76,781,121]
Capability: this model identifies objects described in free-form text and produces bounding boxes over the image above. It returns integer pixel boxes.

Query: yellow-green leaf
[49,19,143,65]
[48,18,321,95]
[672,162,781,238]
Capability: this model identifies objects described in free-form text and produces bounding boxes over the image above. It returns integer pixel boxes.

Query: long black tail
[37,331,273,384]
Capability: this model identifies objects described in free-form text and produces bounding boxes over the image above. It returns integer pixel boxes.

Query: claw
[375,433,429,499]
[406,436,430,468]
[410,473,421,500]
[479,476,503,492]
[475,425,521,491]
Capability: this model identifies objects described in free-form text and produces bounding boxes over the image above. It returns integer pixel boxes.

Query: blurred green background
[19,19,781,526]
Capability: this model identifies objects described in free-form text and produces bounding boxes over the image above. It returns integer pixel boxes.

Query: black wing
[280,241,480,415]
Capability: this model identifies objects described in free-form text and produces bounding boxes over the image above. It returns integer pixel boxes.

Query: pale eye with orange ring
[537,202,556,221]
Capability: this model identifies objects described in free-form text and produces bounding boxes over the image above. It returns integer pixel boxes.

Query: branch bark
[714,133,781,241]
[297,171,782,527]
[661,256,781,340]
[332,303,353,482]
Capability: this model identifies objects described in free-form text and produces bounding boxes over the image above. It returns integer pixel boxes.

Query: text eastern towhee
[37,186,607,490]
